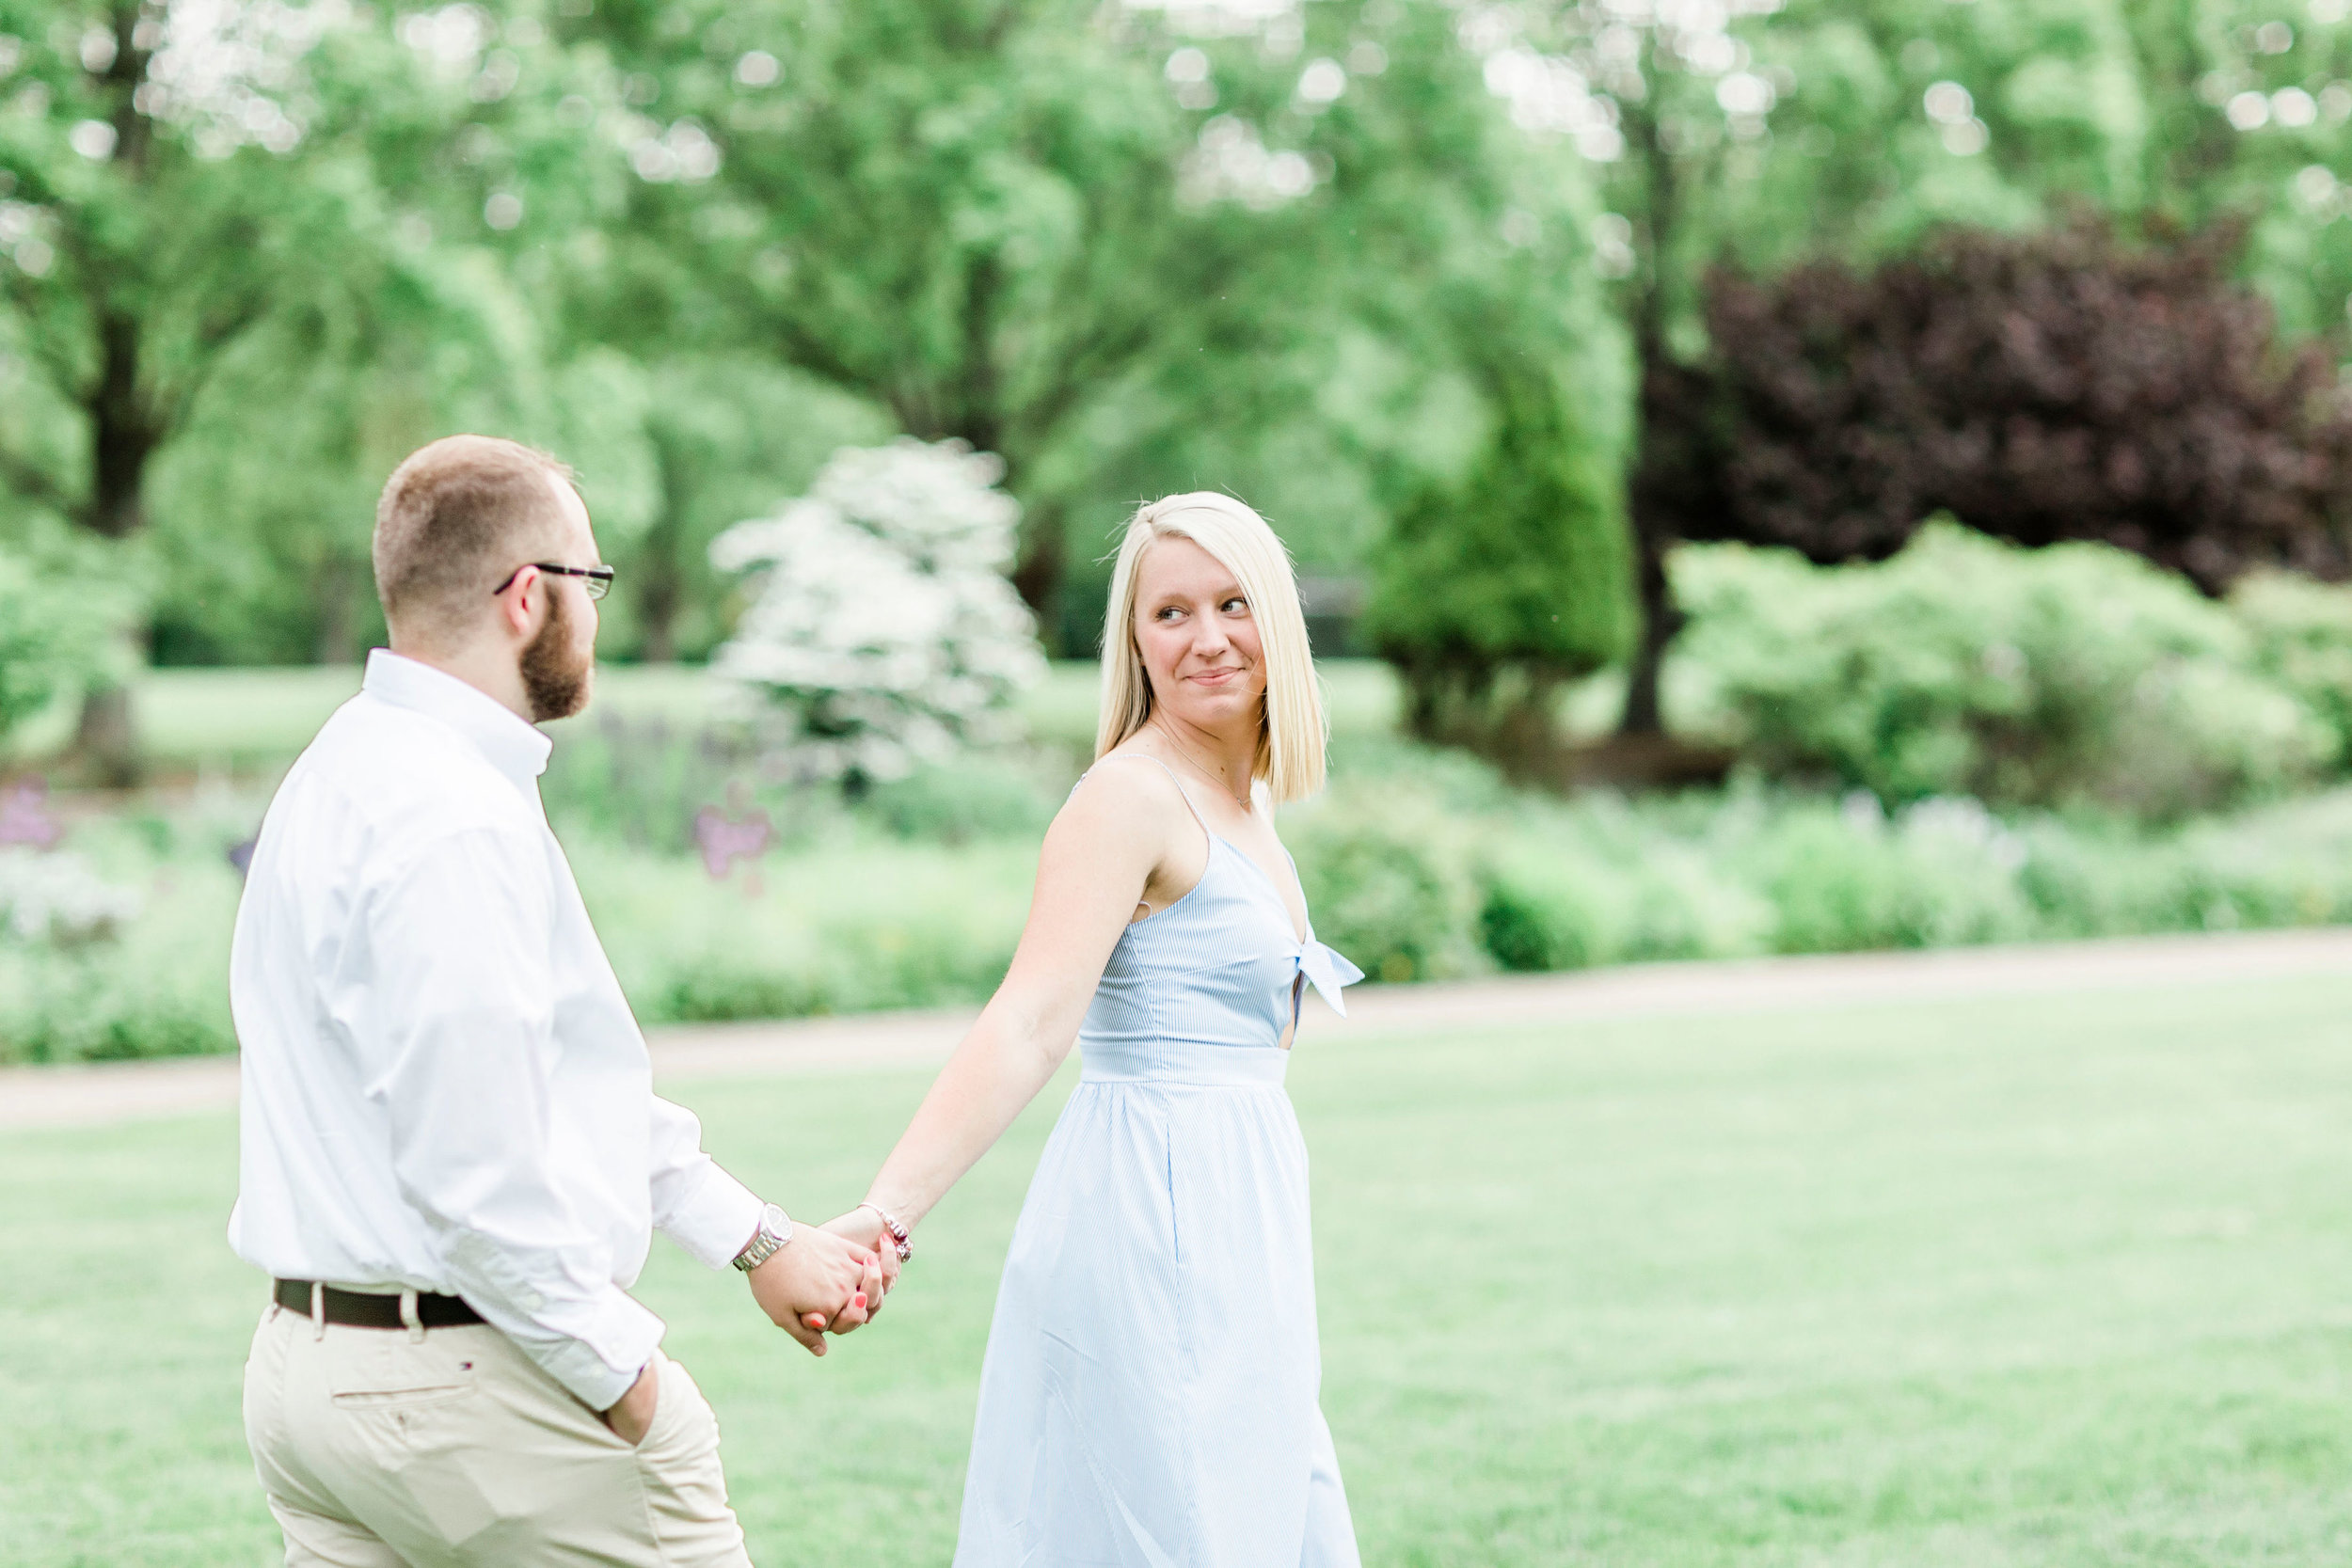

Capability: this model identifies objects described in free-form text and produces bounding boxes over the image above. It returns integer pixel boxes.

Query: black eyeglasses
[491,562,615,601]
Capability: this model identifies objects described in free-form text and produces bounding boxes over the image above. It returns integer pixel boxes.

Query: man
[230,435,893,1566]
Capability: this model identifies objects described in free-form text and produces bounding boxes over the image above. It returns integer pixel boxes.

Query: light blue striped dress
[953,758,1366,1568]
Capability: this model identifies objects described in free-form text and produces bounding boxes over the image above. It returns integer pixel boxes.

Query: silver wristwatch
[732,1202,793,1272]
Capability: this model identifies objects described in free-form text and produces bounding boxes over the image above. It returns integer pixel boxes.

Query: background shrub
[1288,777,1486,985]
[0,545,122,747]
[1674,525,2333,817]
[23,733,2352,1064]
[2232,570,2352,773]
[1726,795,2036,953]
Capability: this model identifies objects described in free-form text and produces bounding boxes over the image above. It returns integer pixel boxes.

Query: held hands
[821,1208,906,1297]
[745,1223,892,1355]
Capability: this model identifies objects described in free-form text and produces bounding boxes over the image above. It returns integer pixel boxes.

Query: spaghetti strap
[1096,752,1212,841]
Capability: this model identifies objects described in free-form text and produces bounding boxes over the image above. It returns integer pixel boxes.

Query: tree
[0,0,626,751]
[1679,217,2352,588]
[564,0,1634,652]
[2122,0,2352,340]
[619,356,889,663]
[552,0,1228,645]
[707,437,1046,787]
[1474,0,2169,732]
[1367,349,1634,766]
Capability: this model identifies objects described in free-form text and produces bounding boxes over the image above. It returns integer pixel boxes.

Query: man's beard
[520,590,593,722]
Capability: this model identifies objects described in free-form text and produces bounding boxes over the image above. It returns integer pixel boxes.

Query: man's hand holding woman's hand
[745,1224,889,1354]
[820,1208,904,1291]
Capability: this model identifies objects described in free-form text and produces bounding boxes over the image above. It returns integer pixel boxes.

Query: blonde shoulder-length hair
[1094,492,1328,803]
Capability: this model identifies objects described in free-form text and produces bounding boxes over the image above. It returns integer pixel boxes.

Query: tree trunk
[74,682,139,787]
[639,583,679,664]
[313,556,361,664]
[58,9,172,776]
[1616,64,1696,737]
[72,313,161,774]
[1010,497,1069,655]
[1618,536,1682,736]
[89,313,158,540]
[1395,659,1567,775]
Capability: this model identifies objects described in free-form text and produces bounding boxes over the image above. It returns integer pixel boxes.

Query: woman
[834,493,1364,1566]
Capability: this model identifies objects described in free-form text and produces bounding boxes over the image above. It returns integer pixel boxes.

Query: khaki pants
[244,1299,753,1568]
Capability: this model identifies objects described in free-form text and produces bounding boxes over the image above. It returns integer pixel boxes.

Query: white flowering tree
[708,438,1047,787]
[0,847,140,945]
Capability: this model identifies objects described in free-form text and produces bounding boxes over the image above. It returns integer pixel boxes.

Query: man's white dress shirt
[228,650,763,1410]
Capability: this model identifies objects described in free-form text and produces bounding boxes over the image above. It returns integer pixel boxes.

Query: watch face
[763,1203,789,1239]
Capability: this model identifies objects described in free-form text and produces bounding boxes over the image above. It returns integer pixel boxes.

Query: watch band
[732,1203,792,1272]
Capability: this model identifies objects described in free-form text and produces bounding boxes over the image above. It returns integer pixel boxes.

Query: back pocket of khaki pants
[328,1333,481,1411]
[331,1383,476,1411]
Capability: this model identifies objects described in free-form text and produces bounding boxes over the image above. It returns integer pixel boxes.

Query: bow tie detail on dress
[1295,939,1367,1018]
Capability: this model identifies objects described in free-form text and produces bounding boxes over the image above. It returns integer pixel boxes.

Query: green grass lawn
[11,974,2352,1565]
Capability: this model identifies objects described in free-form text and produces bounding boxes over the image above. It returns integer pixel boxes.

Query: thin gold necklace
[1152,721,1252,811]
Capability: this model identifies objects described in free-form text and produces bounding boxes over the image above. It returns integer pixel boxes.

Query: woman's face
[1132,535,1266,735]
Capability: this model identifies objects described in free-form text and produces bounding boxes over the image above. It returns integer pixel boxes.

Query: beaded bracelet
[858,1201,914,1262]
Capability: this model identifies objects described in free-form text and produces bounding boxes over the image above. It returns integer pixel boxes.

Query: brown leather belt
[274,1278,485,1330]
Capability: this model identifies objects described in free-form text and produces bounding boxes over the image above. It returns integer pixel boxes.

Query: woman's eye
[1222,597,1249,614]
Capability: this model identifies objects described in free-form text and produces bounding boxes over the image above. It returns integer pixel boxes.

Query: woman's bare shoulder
[1054,748,1192,842]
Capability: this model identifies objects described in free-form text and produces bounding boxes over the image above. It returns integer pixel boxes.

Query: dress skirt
[951,1041,1359,1568]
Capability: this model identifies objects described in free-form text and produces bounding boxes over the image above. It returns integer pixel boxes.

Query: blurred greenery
[24,705,2352,1061]
[0,534,119,743]
[7,0,2345,689]
[5,0,2352,1054]
[1674,524,2343,816]
[0,657,1405,766]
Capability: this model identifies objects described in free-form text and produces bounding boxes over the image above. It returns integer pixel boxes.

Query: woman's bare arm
[856,765,1182,1230]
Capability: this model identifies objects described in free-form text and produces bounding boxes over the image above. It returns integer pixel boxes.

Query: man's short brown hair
[373,436,577,638]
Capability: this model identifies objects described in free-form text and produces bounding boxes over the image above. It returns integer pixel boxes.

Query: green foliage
[1476,828,1775,971]
[6,0,2352,688]
[2232,568,2352,770]
[1367,358,1636,757]
[1287,779,1486,986]
[571,835,1039,1024]
[1673,524,2334,816]
[539,712,772,856]
[539,711,1067,858]
[618,357,893,662]
[1454,776,2352,973]
[0,543,116,741]
[33,737,2352,1059]
[0,811,240,1062]
[566,0,1629,646]
[862,756,1065,847]
[1724,795,2038,953]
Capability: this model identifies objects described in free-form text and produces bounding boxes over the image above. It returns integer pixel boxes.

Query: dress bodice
[1075,766,1362,1085]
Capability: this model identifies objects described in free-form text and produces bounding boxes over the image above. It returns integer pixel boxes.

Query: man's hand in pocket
[601,1360,660,1446]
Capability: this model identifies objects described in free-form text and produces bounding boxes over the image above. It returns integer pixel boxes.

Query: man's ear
[495,567,539,639]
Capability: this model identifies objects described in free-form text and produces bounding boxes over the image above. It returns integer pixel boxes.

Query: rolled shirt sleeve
[365,826,661,1411]
[648,1095,766,1271]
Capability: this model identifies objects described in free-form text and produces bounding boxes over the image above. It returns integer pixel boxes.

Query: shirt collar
[361,648,553,791]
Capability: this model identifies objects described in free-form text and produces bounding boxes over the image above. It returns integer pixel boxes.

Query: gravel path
[7,927,2348,1132]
